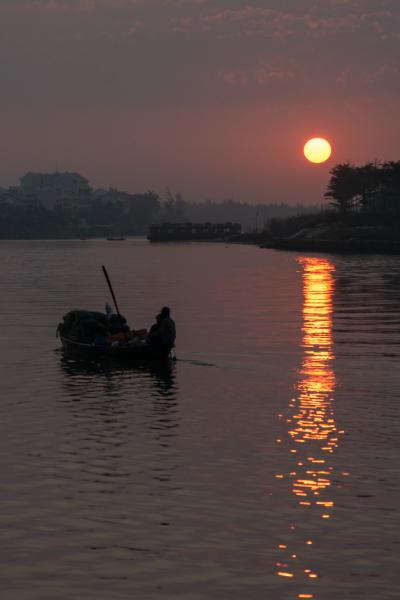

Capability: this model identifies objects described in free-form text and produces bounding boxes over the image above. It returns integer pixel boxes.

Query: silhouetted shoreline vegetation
[0,198,317,240]
[254,161,400,253]
[1,162,399,249]
[324,161,400,213]
[0,171,317,239]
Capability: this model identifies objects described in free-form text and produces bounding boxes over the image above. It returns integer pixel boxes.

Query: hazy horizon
[1,0,399,204]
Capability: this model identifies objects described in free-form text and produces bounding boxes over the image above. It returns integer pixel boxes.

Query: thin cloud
[0,0,147,13]
[219,59,296,88]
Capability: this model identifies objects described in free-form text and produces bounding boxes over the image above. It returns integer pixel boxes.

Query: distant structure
[92,188,135,210]
[148,222,242,242]
[15,171,92,213]
[0,171,165,238]
[0,187,17,206]
[20,171,91,195]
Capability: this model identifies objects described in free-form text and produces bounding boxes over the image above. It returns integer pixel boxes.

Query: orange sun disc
[304,138,332,164]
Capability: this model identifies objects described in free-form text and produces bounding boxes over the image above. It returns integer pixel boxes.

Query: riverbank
[262,237,400,254]
[231,211,400,254]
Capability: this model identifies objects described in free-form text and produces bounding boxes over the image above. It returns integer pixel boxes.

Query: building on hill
[20,171,91,195]
[16,171,93,213]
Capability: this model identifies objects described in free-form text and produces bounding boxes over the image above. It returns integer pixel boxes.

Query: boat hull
[60,335,172,361]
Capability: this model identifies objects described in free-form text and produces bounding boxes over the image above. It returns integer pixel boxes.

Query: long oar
[102,265,128,342]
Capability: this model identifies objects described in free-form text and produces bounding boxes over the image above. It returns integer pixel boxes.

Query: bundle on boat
[57,310,148,347]
[57,309,172,360]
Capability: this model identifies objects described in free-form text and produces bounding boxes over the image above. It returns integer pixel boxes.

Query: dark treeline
[324,161,400,213]
[5,160,399,240]
[0,185,318,239]
[0,191,161,239]
[185,199,317,230]
[0,205,78,240]
[164,190,318,231]
[263,160,400,242]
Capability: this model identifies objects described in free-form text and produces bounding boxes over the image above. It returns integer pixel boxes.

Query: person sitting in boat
[105,302,113,320]
[159,306,176,347]
[149,313,161,337]
[149,307,176,347]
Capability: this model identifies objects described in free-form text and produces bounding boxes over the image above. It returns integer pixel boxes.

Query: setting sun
[304,138,332,164]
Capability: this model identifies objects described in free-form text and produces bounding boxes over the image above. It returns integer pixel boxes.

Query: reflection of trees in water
[275,257,344,598]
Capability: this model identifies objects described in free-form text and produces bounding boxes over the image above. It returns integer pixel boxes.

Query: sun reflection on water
[275,256,341,596]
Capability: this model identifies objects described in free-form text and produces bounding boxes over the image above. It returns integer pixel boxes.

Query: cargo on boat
[148,222,241,242]
[57,309,173,361]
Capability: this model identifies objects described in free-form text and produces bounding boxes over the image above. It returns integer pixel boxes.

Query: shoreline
[1,233,400,255]
[260,237,400,255]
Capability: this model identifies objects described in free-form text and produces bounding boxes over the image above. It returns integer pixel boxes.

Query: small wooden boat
[59,335,173,361]
[107,236,126,241]
[58,266,174,362]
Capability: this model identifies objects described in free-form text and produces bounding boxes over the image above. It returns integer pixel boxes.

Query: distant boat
[107,236,126,241]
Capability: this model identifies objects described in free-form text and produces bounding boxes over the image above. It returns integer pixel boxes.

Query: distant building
[20,171,91,195]
[0,187,17,206]
[17,171,93,213]
[93,188,133,210]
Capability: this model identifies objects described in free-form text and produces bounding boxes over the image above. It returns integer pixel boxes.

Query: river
[1,239,399,599]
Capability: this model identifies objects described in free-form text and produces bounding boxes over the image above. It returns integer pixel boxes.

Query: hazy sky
[1,0,399,203]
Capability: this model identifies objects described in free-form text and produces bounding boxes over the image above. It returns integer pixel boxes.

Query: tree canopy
[325,161,400,213]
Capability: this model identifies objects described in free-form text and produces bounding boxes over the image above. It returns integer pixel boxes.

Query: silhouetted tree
[325,161,400,214]
[125,191,161,231]
[380,161,400,213]
[357,162,382,211]
[324,163,361,212]
[162,189,187,222]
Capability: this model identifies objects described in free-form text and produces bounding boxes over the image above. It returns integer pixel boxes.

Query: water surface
[1,240,399,599]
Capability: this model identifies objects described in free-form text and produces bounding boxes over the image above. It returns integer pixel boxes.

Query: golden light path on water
[275,257,344,599]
